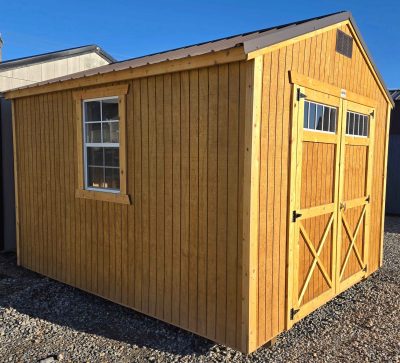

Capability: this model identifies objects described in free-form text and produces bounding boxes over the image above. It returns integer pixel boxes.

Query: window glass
[104,148,119,167]
[346,111,369,137]
[363,116,369,136]
[303,100,337,133]
[329,109,337,132]
[303,101,309,128]
[85,101,101,121]
[102,98,119,120]
[316,105,324,130]
[322,106,330,132]
[102,122,119,143]
[309,102,316,130]
[83,97,120,192]
[86,123,101,143]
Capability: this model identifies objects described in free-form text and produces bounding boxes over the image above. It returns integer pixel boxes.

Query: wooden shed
[4,11,394,353]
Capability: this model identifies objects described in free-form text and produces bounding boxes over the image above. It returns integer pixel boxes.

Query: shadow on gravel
[0,252,214,356]
[384,215,400,233]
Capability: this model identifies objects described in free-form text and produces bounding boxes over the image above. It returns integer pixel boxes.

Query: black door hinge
[363,265,368,272]
[370,110,375,118]
[297,88,307,101]
[293,210,302,222]
[366,195,370,203]
[290,308,300,320]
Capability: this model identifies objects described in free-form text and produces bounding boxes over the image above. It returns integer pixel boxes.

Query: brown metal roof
[3,11,394,105]
[390,90,400,101]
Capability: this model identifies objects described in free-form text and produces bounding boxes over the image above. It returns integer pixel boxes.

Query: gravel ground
[1,217,399,363]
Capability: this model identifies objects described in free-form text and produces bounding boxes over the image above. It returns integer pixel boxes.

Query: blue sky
[1,0,399,88]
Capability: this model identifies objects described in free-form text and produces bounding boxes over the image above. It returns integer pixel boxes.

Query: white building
[0,37,115,251]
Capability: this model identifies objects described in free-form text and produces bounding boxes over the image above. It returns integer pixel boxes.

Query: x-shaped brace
[339,205,366,280]
[298,214,334,305]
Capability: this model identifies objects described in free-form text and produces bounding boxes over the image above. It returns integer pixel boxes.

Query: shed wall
[256,23,390,346]
[13,61,247,350]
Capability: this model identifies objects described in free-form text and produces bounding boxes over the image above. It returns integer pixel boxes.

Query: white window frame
[83,96,120,194]
[346,111,369,138]
[303,100,338,135]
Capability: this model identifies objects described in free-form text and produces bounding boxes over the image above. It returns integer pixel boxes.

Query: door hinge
[290,308,300,320]
[363,265,368,272]
[297,88,307,101]
[292,210,302,222]
[370,110,375,118]
[366,195,370,203]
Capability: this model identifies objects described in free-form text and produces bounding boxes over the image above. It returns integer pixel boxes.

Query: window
[303,100,337,133]
[73,84,130,204]
[346,111,369,137]
[84,97,120,192]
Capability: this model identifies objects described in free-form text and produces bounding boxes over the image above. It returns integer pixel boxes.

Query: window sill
[75,189,131,205]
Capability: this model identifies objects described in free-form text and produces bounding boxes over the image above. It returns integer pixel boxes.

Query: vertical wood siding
[257,23,390,347]
[14,61,247,350]
[13,23,390,353]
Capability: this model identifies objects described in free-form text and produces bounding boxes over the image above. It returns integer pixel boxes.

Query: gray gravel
[1,217,399,362]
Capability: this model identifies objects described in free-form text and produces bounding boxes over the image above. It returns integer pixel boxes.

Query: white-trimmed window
[73,84,130,205]
[303,100,337,133]
[346,111,369,137]
[83,97,120,192]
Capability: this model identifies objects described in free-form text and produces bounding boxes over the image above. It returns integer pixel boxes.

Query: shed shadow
[384,216,400,234]
[0,252,215,356]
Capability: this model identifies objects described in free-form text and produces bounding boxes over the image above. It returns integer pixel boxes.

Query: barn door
[336,101,375,292]
[289,86,343,323]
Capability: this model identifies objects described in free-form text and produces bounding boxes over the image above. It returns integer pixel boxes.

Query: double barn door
[289,85,375,324]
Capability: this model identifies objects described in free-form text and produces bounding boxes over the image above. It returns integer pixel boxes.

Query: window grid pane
[346,111,369,138]
[303,100,337,133]
[83,97,120,192]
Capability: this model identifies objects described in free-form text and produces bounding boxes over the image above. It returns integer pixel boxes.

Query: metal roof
[3,11,394,105]
[390,90,400,101]
[0,45,116,71]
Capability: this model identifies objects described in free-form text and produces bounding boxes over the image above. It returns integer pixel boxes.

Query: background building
[0,37,115,251]
[386,90,400,215]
